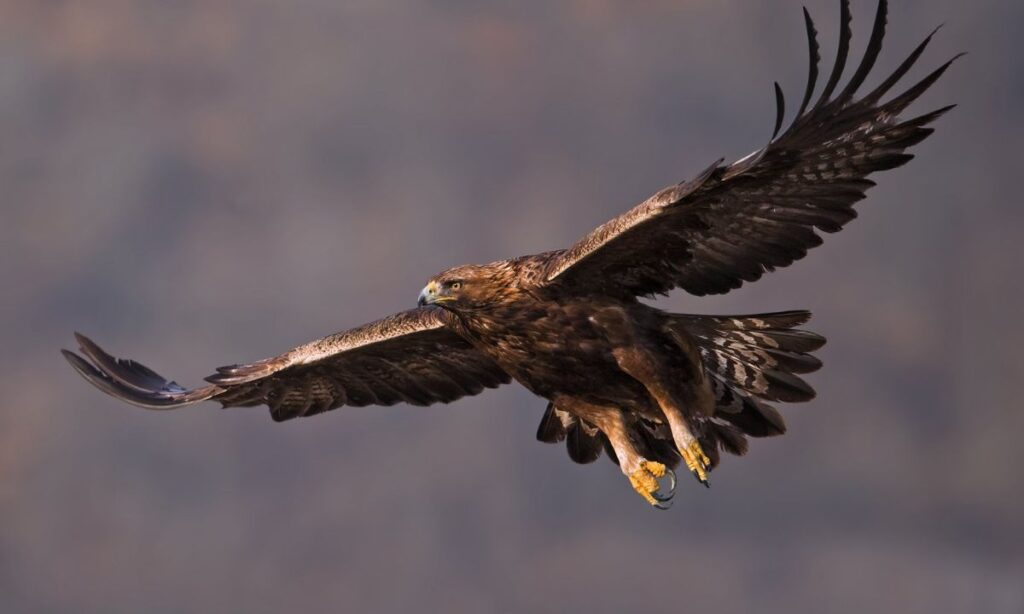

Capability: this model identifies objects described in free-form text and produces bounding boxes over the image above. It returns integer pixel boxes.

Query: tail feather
[681,312,823,397]
[758,347,822,374]
[674,310,813,330]
[700,337,822,373]
[673,310,825,460]
[710,421,749,457]
[709,377,787,436]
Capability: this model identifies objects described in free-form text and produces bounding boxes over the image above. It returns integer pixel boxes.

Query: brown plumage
[64,0,956,508]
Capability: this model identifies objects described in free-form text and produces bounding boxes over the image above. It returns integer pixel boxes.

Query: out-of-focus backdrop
[2,1,1021,612]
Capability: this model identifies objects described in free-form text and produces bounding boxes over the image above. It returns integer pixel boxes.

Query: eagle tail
[671,311,826,459]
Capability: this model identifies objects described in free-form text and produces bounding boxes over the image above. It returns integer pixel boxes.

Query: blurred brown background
[1,1,1022,612]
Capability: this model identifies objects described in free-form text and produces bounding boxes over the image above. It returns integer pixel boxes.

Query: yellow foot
[680,440,712,487]
[628,461,677,510]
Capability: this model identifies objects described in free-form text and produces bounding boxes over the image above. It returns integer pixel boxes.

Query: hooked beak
[418,280,442,307]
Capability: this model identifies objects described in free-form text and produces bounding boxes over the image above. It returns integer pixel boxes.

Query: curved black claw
[650,466,677,505]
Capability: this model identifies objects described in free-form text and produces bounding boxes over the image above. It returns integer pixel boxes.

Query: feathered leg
[590,306,716,486]
[611,345,714,487]
[555,396,676,509]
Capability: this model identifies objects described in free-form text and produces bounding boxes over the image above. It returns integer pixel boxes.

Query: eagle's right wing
[63,307,511,422]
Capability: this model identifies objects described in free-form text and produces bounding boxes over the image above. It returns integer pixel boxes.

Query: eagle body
[63,0,958,508]
[457,285,685,410]
[440,264,771,471]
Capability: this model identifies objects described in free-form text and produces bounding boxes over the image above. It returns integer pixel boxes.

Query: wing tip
[772,81,786,139]
[62,347,94,376]
[73,331,100,355]
[64,333,215,410]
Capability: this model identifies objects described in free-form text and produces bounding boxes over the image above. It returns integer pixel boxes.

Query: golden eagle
[64,0,957,508]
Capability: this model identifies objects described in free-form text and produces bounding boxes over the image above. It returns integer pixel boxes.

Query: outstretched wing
[543,0,959,298]
[63,307,511,422]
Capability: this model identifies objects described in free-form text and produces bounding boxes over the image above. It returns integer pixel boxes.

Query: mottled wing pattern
[543,0,959,298]
[64,307,511,422]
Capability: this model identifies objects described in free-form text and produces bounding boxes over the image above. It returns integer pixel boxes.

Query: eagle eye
[450,281,462,290]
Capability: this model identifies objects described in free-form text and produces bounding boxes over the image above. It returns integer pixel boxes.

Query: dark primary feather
[772,82,786,140]
[542,0,958,299]
[795,7,821,120]
[816,0,853,106]
[837,0,887,102]
[63,336,219,409]
[64,307,511,421]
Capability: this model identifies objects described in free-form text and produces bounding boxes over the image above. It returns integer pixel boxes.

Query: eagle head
[418,262,512,310]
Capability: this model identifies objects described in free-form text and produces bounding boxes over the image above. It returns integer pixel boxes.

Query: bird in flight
[64,0,957,509]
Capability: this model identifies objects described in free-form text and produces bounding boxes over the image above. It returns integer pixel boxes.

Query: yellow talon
[629,469,659,505]
[680,440,711,486]
[642,460,666,478]
[628,461,674,508]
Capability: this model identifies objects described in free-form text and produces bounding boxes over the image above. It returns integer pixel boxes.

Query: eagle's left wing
[63,307,510,422]
[543,0,959,299]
